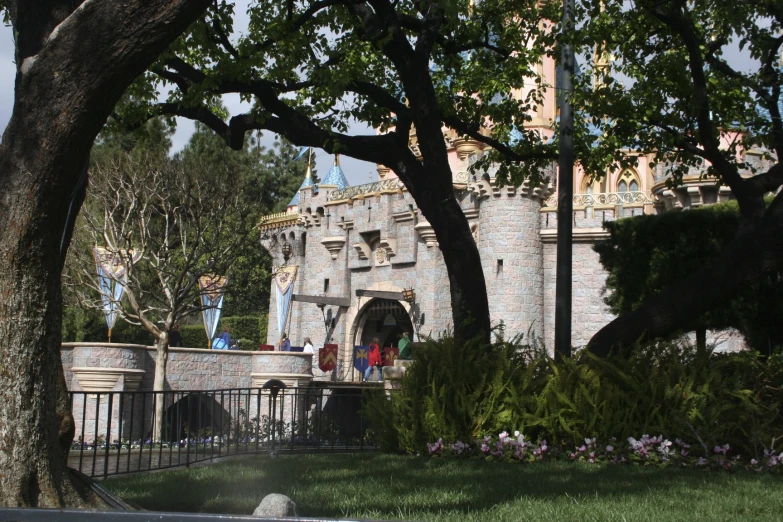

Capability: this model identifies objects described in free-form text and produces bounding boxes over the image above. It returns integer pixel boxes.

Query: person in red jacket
[364,338,383,382]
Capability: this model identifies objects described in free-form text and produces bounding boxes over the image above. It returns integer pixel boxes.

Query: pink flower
[605,445,614,453]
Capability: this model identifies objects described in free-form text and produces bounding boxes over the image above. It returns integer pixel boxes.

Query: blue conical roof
[288,162,316,207]
[321,155,349,189]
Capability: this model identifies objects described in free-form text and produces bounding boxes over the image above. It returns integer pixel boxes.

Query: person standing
[398,332,411,360]
[168,324,183,348]
[280,332,291,352]
[303,337,314,353]
[364,337,383,382]
[213,326,231,350]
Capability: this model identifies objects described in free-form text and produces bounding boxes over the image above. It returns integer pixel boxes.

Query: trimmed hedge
[180,325,210,348]
[220,316,261,345]
[594,199,783,353]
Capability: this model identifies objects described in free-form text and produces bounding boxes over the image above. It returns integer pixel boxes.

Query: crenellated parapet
[467,177,555,202]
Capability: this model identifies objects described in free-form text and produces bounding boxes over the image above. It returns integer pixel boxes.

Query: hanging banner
[383,347,399,367]
[353,345,370,373]
[92,247,140,331]
[274,265,299,341]
[199,275,228,342]
[319,344,338,372]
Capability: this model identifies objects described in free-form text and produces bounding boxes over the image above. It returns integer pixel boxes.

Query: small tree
[70,152,255,440]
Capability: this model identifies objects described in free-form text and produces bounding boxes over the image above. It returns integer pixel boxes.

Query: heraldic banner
[383,347,399,366]
[274,265,299,340]
[319,344,338,372]
[353,345,370,373]
[92,246,141,336]
[199,275,228,343]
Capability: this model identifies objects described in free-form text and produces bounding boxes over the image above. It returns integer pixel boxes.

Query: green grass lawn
[103,453,783,521]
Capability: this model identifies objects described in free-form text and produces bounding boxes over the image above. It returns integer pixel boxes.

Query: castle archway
[352,298,414,350]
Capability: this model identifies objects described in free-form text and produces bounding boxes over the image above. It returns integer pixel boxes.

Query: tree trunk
[417,188,491,343]
[152,336,169,443]
[0,0,211,507]
[588,194,783,357]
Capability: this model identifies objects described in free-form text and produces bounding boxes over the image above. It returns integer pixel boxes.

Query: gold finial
[305,147,313,179]
[335,153,341,166]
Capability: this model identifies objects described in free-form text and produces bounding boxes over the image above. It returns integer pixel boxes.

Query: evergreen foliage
[364,336,783,458]
[594,201,783,353]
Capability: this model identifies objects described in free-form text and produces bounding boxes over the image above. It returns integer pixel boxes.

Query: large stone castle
[258,63,762,383]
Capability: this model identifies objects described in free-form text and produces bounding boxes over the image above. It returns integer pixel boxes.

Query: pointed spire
[321,152,350,189]
[288,147,316,207]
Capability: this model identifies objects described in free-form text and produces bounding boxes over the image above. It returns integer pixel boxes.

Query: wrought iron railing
[327,179,405,201]
[68,386,377,478]
[543,191,654,208]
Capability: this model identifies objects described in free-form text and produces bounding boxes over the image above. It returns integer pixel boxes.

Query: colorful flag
[294,146,309,161]
[92,246,140,331]
[273,265,299,340]
[353,345,370,373]
[383,347,399,366]
[319,344,338,372]
[199,275,228,342]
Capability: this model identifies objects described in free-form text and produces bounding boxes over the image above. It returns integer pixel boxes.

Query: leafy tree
[0,0,210,507]
[119,0,562,342]
[70,151,256,440]
[175,125,313,317]
[595,201,783,356]
[573,0,783,355]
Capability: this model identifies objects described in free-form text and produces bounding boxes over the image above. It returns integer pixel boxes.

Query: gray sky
[0,17,376,187]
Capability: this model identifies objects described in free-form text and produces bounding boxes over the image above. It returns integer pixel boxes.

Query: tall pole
[554,0,575,360]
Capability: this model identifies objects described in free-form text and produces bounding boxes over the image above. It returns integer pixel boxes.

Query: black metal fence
[68,385,377,478]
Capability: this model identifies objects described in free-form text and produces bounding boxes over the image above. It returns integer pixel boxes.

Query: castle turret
[287,150,317,212]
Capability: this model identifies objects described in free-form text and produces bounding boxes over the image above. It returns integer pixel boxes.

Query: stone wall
[61,343,314,441]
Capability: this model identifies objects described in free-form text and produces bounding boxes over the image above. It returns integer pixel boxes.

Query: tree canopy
[114,0,565,341]
[572,0,783,355]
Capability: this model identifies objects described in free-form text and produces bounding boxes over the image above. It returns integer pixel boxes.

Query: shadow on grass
[104,453,778,518]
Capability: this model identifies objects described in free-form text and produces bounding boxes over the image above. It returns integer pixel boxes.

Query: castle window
[497,259,504,275]
[324,279,330,292]
[617,170,641,194]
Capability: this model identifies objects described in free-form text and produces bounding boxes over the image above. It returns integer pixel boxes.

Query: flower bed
[426,431,783,473]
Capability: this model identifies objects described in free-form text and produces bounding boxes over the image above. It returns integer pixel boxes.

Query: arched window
[617,170,641,194]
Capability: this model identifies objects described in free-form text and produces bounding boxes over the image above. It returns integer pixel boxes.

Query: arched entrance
[353,298,414,348]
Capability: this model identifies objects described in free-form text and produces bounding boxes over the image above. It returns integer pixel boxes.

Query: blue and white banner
[274,265,299,342]
[92,246,140,331]
[199,275,228,342]
[294,146,309,161]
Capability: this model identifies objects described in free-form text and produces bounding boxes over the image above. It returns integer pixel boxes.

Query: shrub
[363,335,783,459]
[595,199,783,353]
[220,316,262,344]
[180,325,209,348]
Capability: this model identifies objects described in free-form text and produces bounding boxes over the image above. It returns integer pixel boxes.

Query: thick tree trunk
[588,194,783,357]
[416,186,491,342]
[0,0,211,507]
[152,337,169,443]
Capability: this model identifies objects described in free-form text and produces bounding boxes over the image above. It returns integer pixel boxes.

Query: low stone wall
[61,343,314,442]
[61,342,314,393]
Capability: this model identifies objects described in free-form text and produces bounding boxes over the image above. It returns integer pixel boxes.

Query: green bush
[180,325,209,348]
[62,306,154,345]
[258,314,268,345]
[220,316,262,344]
[364,336,783,458]
[595,199,783,353]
